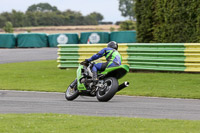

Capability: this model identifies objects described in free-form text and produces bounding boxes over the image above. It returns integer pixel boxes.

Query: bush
[26,28,32,33]
[110,27,115,32]
[118,20,136,31]
[3,21,14,33]
[115,21,123,25]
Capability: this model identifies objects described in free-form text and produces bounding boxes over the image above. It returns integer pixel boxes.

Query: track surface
[0,90,200,120]
[0,48,57,64]
[0,48,200,120]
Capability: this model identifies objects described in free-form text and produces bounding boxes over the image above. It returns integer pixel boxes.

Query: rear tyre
[65,80,79,101]
[97,77,118,102]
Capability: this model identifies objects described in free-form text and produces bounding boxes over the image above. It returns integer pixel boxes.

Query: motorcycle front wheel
[96,77,118,102]
[65,80,79,101]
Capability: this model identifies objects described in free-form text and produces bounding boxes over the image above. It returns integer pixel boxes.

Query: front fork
[70,79,77,88]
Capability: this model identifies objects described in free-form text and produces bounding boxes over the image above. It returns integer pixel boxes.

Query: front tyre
[97,77,118,102]
[65,80,79,101]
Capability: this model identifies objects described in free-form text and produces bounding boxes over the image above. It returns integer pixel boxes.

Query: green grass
[0,114,199,133]
[0,60,74,92]
[0,60,200,99]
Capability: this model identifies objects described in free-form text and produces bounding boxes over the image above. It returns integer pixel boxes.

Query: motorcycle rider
[84,41,122,84]
[70,41,122,88]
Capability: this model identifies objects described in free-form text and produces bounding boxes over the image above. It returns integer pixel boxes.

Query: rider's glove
[81,59,90,66]
[85,59,90,63]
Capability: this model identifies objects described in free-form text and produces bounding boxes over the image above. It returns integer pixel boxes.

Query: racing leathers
[87,47,122,73]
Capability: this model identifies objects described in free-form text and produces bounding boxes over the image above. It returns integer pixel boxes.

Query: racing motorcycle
[65,61,129,102]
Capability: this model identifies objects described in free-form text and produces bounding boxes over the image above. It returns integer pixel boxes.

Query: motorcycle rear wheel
[96,77,118,102]
[65,80,79,101]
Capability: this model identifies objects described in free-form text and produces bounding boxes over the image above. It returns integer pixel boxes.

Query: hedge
[135,0,200,43]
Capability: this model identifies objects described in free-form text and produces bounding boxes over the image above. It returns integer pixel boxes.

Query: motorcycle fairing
[101,65,129,79]
[77,65,87,90]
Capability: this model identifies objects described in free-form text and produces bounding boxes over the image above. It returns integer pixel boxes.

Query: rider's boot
[92,71,98,85]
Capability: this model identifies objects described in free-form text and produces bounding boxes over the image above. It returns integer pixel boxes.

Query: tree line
[0,3,104,28]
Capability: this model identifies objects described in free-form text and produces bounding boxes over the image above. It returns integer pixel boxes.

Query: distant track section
[0,48,57,64]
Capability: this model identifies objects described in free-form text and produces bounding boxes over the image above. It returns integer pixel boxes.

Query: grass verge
[0,60,200,99]
[0,114,200,133]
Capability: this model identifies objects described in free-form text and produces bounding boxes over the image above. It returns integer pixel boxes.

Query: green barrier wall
[110,31,136,43]
[48,33,79,47]
[80,32,109,44]
[0,34,16,48]
[57,43,200,72]
[17,33,48,48]
[127,44,186,71]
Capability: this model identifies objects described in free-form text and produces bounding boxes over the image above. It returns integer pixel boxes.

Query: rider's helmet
[107,41,118,50]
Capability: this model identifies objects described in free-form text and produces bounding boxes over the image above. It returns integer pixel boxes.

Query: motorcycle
[65,61,129,102]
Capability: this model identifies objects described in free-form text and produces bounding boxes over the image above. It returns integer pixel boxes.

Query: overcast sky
[0,0,128,23]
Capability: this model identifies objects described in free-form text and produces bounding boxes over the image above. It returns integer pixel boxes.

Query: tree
[62,10,84,25]
[1,12,13,23]
[0,15,6,28]
[26,3,58,12]
[0,3,105,27]
[87,12,104,22]
[84,12,104,25]
[3,21,14,33]
[11,10,26,27]
[119,0,135,20]
[25,12,38,26]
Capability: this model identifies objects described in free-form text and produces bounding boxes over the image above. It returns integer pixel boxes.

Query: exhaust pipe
[117,82,129,92]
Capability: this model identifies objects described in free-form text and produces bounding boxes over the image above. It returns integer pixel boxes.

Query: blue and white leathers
[87,47,122,72]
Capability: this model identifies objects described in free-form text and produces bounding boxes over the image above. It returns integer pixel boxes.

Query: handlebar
[80,61,96,67]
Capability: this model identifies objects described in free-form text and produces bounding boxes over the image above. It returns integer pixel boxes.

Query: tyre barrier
[80,32,110,44]
[57,43,200,72]
[110,31,136,43]
[0,31,136,48]
[17,33,48,48]
[48,33,79,47]
[0,34,16,48]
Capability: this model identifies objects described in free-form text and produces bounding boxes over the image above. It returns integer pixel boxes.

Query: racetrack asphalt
[0,48,200,120]
[0,90,200,120]
[0,48,58,64]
